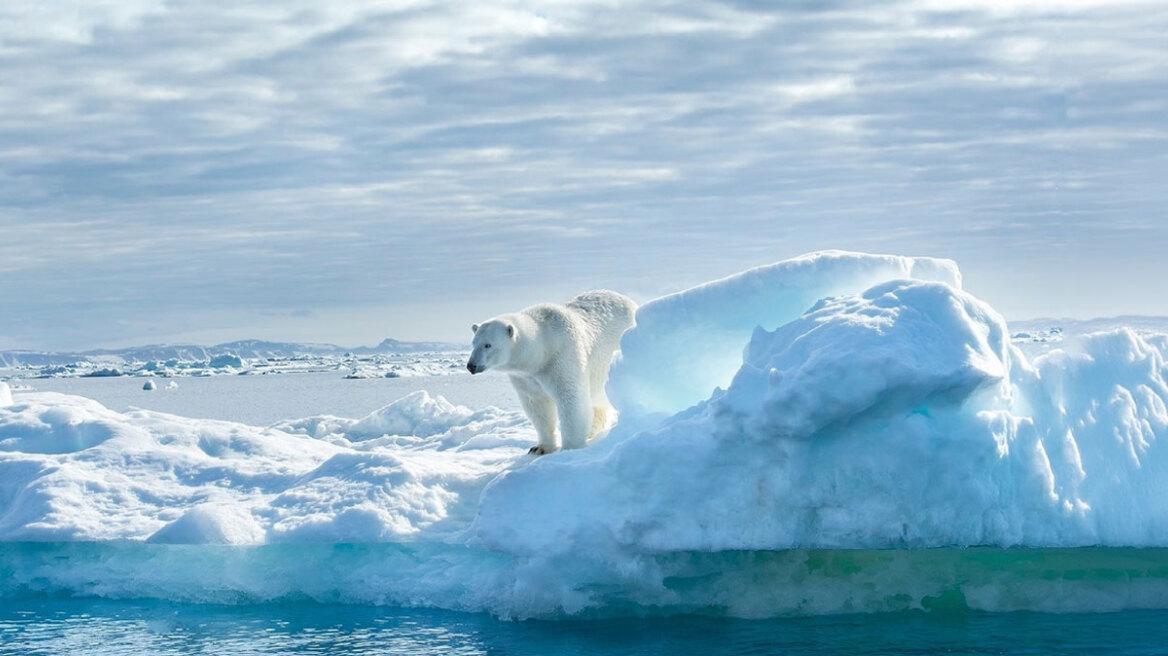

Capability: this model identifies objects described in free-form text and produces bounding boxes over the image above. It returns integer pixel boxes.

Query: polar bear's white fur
[467,290,637,455]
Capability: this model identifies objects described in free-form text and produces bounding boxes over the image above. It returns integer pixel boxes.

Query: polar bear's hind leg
[590,404,613,440]
[585,333,620,441]
[553,380,593,450]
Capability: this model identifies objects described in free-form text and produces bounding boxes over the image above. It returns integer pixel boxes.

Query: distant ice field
[19,370,520,425]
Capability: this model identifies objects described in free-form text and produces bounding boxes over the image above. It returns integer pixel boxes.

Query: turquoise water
[7,543,1168,617]
[5,544,1168,654]
[4,600,1168,655]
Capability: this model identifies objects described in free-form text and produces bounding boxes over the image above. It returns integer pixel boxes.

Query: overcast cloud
[2,0,1166,349]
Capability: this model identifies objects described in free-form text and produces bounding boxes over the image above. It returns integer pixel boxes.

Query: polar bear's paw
[528,445,558,456]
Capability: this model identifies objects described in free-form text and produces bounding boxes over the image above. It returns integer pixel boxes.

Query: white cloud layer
[2,0,1167,349]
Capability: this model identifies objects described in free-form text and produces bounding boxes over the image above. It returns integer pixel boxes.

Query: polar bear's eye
[484,344,491,349]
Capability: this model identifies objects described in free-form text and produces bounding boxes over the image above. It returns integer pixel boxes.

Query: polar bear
[467,290,637,455]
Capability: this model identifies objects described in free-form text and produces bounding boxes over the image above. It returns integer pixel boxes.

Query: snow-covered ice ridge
[3,250,1168,618]
[0,338,467,380]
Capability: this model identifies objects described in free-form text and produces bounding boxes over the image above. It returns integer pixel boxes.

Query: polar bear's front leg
[510,374,558,454]
[551,379,592,450]
[521,394,558,454]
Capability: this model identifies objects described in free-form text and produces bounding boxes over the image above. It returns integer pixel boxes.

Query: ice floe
[3,250,1168,618]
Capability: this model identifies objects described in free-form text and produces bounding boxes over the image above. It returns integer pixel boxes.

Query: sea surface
[5,599,1168,656]
[19,370,521,425]
[6,373,1168,654]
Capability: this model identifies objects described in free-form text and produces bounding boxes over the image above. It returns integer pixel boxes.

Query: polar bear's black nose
[467,362,477,374]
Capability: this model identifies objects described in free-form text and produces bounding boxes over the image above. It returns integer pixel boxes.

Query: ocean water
[4,542,1168,653]
[5,599,1168,655]
[20,370,520,424]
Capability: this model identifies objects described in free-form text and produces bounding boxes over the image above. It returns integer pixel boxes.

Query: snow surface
[0,390,528,543]
[3,250,1168,617]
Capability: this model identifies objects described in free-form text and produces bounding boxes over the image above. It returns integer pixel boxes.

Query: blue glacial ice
[3,250,1168,617]
[606,250,961,430]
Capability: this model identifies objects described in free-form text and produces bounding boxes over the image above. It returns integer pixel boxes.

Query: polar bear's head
[466,320,515,374]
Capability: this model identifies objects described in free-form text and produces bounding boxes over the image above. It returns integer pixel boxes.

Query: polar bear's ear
[471,324,479,334]
[506,324,515,338]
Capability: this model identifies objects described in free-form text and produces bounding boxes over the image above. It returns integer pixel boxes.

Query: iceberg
[607,250,961,430]
[208,353,244,369]
[2,250,1168,618]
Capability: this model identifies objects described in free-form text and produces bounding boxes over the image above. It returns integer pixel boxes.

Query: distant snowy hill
[205,338,460,359]
[0,338,461,368]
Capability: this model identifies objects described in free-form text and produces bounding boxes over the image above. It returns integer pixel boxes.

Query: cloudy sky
[2,0,1166,350]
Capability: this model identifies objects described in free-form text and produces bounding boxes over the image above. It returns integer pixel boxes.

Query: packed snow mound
[148,503,266,545]
[721,280,1013,441]
[278,391,474,440]
[0,392,531,542]
[608,250,961,429]
[0,394,130,455]
[0,382,11,407]
[274,391,517,450]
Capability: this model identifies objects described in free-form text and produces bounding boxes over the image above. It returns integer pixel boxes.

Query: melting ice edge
[5,543,1168,618]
